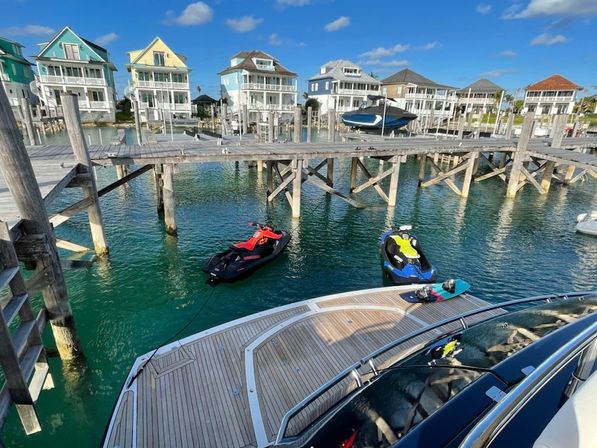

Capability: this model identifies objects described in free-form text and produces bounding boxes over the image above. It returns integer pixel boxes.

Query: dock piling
[506,112,534,198]
[163,164,177,235]
[61,93,109,256]
[267,111,274,143]
[291,159,302,218]
[328,109,336,142]
[0,85,82,360]
[133,98,143,145]
[19,98,37,146]
[388,156,401,207]
[293,106,301,143]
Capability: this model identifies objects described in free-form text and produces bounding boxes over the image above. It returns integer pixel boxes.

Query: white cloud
[165,2,213,26]
[530,32,568,45]
[500,50,517,57]
[422,41,439,50]
[324,16,350,32]
[0,24,54,36]
[226,16,263,32]
[360,59,409,68]
[480,68,515,77]
[268,33,282,45]
[517,0,597,17]
[476,3,492,14]
[502,4,523,19]
[95,32,118,47]
[360,43,409,59]
[276,0,310,6]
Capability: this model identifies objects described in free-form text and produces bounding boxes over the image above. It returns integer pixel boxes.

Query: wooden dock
[103,285,504,448]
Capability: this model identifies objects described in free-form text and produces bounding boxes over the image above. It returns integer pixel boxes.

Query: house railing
[78,100,112,110]
[138,102,191,112]
[242,83,296,92]
[248,103,295,111]
[335,88,377,96]
[38,75,106,86]
[135,80,189,90]
[274,291,596,445]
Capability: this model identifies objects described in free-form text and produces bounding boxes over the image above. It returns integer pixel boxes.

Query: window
[47,65,61,76]
[154,72,169,82]
[141,92,155,107]
[343,67,360,77]
[254,58,274,71]
[65,66,82,77]
[90,90,104,101]
[63,43,81,60]
[87,68,102,78]
[311,83,318,92]
[54,89,62,105]
[153,52,166,66]
[172,73,185,83]
[174,93,186,104]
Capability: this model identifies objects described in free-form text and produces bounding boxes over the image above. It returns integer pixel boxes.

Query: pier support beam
[19,98,37,146]
[350,157,358,192]
[418,155,426,186]
[61,93,109,256]
[242,104,248,135]
[505,113,514,140]
[154,164,164,213]
[291,159,302,218]
[388,156,401,207]
[541,114,566,193]
[266,161,273,195]
[0,85,82,360]
[461,152,478,197]
[506,112,534,198]
[133,98,143,145]
[163,164,177,235]
[116,165,128,180]
[267,111,274,143]
[326,158,334,187]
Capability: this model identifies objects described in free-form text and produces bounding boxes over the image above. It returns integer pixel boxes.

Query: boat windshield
[302,295,597,448]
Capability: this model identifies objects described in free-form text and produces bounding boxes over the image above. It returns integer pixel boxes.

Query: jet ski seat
[390,235,420,259]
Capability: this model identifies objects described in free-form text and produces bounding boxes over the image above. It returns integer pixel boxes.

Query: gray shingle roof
[458,79,503,94]
[219,50,296,77]
[309,60,380,84]
[382,68,455,90]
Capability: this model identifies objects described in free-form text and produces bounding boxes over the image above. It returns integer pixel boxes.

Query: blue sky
[1,0,596,99]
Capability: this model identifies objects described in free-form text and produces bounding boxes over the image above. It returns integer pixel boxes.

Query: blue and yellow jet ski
[380,226,437,285]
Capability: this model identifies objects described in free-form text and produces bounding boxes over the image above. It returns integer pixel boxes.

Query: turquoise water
[2,129,596,446]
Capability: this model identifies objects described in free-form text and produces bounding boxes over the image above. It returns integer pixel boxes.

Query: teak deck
[104,285,504,448]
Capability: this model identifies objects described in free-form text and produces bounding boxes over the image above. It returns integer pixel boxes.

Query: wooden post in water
[461,153,478,197]
[0,85,82,360]
[266,161,273,195]
[267,111,274,143]
[221,103,228,136]
[417,155,426,186]
[506,112,534,198]
[154,164,164,213]
[162,164,177,235]
[61,93,109,256]
[326,158,334,187]
[291,159,302,218]
[387,156,401,207]
[328,109,336,142]
[457,115,465,139]
[19,98,37,146]
[306,106,312,143]
[350,157,358,192]
[293,106,301,143]
[115,165,128,180]
[541,114,566,193]
[132,98,143,145]
[505,113,514,139]
[242,104,248,135]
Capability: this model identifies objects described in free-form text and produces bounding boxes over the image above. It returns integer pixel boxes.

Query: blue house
[0,36,36,110]
[35,26,117,122]
[308,60,380,115]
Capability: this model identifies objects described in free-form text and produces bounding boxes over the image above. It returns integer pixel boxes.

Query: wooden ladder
[0,221,53,434]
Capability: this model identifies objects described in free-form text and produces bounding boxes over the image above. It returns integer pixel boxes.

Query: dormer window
[63,43,81,60]
[254,58,274,71]
[153,52,166,67]
[343,67,360,77]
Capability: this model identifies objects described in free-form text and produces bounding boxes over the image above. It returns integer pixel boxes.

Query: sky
[1,0,596,99]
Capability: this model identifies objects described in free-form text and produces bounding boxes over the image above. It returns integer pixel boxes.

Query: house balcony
[134,80,189,90]
[405,92,457,101]
[248,103,295,111]
[38,75,107,86]
[78,100,112,110]
[242,83,296,92]
[524,96,573,103]
[335,88,377,96]
[139,102,191,112]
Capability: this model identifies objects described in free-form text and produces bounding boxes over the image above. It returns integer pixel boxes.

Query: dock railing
[275,291,596,445]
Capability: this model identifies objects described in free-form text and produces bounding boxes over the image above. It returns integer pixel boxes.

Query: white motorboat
[576,211,597,236]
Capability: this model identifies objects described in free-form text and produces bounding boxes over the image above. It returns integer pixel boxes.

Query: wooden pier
[104,285,504,448]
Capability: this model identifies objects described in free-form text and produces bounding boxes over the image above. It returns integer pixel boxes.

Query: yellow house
[126,37,192,123]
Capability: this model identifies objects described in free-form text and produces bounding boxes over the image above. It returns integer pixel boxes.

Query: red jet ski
[202,222,291,282]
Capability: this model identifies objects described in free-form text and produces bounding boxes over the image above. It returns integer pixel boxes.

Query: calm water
[3,129,596,446]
